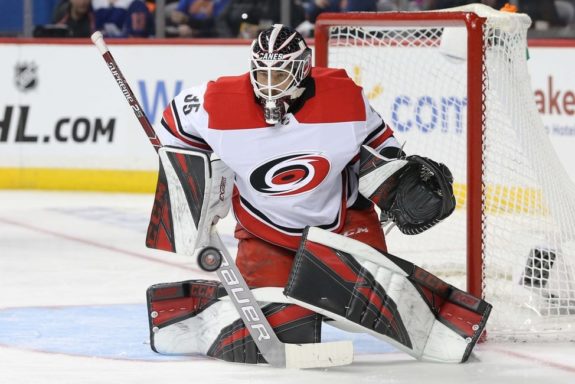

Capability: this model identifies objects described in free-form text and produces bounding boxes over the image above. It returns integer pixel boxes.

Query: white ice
[0,191,573,383]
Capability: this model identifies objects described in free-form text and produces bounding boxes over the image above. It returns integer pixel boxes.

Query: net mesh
[323,6,575,340]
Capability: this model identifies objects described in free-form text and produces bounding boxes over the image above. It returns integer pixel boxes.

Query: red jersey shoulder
[311,67,350,80]
[295,67,366,124]
[203,73,266,130]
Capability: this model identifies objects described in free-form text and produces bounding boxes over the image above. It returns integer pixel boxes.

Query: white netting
[322,5,575,340]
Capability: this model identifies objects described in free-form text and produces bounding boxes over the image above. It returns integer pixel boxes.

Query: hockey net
[315,4,575,341]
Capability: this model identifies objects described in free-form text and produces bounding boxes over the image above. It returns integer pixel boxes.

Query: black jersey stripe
[170,100,208,144]
[363,122,386,145]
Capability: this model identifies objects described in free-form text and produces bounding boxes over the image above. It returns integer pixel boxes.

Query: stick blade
[284,341,353,369]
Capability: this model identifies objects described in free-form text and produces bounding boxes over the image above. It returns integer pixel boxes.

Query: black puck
[197,247,223,272]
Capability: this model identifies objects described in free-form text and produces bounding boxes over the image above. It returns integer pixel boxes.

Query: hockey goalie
[144,24,491,366]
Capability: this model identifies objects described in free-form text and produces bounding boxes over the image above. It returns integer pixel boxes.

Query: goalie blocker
[145,146,234,256]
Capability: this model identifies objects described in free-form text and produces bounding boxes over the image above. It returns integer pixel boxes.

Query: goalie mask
[250,24,312,125]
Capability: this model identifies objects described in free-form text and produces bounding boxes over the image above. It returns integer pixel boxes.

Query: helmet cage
[250,57,311,101]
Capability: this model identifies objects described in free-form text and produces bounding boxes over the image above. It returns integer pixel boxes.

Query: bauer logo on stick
[218,253,272,342]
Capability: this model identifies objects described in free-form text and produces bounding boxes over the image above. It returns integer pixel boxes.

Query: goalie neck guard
[250,24,312,125]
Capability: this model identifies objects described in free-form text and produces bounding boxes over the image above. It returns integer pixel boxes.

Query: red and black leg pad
[206,303,322,364]
[284,227,492,362]
[284,231,413,349]
[408,265,492,353]
[146,279,226,352]
[147,279,321,363]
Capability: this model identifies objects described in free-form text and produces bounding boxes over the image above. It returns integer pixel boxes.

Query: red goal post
[315,9,486,302]
[314,5,575,340]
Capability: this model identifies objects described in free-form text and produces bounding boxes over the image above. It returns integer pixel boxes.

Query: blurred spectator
[124,0,155,36]
[169,0,230,37]
[518,1,567,29]
[345,0,378,11]
[376,1,427,11]
[51,0,96,37]
[480,0,509,9]
[377,0,398,11]
[219,0,272,38]
[305,0,377,23]
[217,0,306,38]
[306,0,340,24]
[377,0,429,11]
[144,0,157,13]
[93,0,154,37]
[556,1,575,28]
[424,0,471,10]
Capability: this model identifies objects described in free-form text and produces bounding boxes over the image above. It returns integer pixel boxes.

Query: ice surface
[0,191,573,383]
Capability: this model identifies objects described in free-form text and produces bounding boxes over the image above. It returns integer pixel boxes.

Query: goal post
[315,4,575,340]
[316,9,487,301]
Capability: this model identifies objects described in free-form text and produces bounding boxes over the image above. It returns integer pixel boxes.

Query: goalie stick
[205,230,352,368]
[91,32,161,152]
[90,31,353,369]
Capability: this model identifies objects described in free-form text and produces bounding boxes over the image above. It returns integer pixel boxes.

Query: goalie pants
[235,205,387,287]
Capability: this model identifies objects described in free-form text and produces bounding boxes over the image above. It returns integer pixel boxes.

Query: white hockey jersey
[157,67,399,250]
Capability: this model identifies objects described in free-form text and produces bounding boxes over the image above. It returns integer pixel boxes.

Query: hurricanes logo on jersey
[250,153,331,197]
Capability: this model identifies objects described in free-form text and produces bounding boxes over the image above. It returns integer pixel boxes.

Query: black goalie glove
[383,155,456,235]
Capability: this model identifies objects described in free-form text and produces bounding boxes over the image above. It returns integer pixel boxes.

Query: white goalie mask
[249,24,312,125]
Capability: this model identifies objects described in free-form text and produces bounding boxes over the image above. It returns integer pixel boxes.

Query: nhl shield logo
[14,62,38,92]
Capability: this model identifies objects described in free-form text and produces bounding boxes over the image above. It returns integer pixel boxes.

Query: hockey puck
[197,247,223,272]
